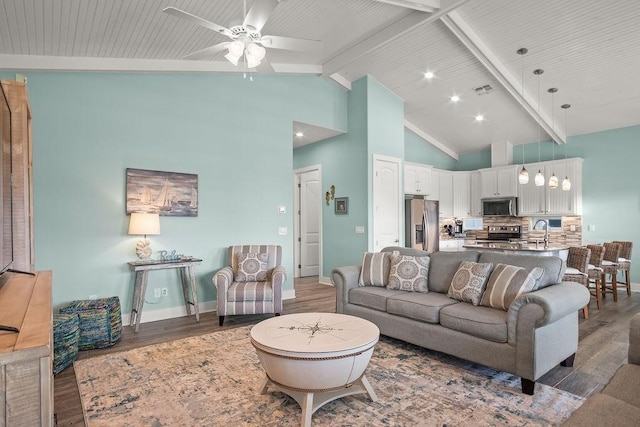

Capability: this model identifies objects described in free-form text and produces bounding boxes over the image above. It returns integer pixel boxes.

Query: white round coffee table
[250,312,379,427]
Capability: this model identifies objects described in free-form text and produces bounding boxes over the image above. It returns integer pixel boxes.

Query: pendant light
[517,48,529,184]
[561,103,572,191]
[547,87,559,189]
[533,69,545,186]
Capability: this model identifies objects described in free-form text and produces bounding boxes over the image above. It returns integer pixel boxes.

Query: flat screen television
[0,83,13,276]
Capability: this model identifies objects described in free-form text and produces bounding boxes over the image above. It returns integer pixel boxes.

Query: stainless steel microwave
[481,197,518,216]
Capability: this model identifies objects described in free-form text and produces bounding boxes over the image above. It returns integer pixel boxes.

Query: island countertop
[462,242,569,259]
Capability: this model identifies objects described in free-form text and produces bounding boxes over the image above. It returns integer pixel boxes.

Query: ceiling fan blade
[163,7,231,37]
[259,35,322,51]
[183,43,229,60]
[243,0,279,32]
[255,58,275,73]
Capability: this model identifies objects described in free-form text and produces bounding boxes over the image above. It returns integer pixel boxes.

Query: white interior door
[373,155,402,252]
[294,167,321,277]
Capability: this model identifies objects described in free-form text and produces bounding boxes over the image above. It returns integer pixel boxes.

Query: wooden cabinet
[453,171,471,217]
[480,165,518,198]
[0,271,53,426]
[1,80,34,272]
[470,171,482,217]
[438,170,453,216]
[404,162,439,199]
[518,158,583,215]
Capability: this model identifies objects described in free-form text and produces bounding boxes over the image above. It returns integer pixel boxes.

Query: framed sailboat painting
[126,168,198,217]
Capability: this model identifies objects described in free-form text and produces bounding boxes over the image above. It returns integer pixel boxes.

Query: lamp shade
[128,212,160,235]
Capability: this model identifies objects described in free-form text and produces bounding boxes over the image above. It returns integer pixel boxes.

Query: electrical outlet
[89,294,97,300]
[154,288,161,298]
[161,288,168,297]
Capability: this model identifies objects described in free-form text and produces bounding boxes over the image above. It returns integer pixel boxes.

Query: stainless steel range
[478,225,522,242]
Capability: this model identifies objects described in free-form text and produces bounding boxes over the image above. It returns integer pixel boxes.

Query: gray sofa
[563,312,640,425]
[331,247,591,395]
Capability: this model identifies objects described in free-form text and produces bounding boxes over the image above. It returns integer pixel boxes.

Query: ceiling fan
[163,0,321,72]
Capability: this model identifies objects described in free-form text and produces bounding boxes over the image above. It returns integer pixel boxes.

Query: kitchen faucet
[533,219,549,248]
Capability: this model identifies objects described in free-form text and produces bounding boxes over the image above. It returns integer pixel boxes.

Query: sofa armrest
[507,281,590,344]
[331,265,362,313]
[629,313,640,365]
[271,265,287,288]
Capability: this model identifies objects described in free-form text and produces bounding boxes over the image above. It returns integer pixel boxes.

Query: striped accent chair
[213,245,286,326]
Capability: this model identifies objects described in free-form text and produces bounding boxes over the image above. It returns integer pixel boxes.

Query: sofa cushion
[562,393,640,427]
[480,264,544,311]
[348,287,399,312]
[387,254,430,293]
[427,251,481,293]
[227,281,273,302]
[439,303,508,343]
[602,364,640,408]
[477,252,565,289]
[447,261,493,306]
[359,251,392,287]
[387,292,459,324]
[236,253,269,282]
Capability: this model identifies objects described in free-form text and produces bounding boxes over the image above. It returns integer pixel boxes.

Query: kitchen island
[462,242,569,261]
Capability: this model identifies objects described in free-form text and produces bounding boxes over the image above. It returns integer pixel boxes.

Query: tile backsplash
[440,215,583,246]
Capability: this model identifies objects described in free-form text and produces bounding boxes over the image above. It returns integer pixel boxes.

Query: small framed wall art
[335,197,348,215]
[126,168,198,217]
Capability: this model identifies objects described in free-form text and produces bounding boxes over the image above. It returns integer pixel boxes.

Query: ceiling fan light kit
[163,0,321,74]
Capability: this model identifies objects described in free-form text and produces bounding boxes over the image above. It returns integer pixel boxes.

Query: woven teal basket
[60,296,122,350]
[53,313,80,374]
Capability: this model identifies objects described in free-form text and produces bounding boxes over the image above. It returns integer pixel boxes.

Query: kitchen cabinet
[480,165,518,198]
[405,162,439,199]
[518,158,583,215]
[453,171,471,217]
[470,171,482,217]
[438,170,453,216]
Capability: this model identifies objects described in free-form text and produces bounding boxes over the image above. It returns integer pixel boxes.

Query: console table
[127,259,202,332]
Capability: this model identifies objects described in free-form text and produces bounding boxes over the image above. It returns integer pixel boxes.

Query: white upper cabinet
[470,171,483,217]
[453,171,471,217]
[518,158,583,215]
[480,165,518,198]
[438,170,453,216]
[405,162,439,199]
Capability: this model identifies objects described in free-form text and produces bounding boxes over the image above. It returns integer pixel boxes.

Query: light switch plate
[278,227,288,235]
[588,224,596,232]
[277,205,286,214]
[355,226,365,234]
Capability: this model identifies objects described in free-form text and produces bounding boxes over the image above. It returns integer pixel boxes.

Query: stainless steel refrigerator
[405,197,439,253]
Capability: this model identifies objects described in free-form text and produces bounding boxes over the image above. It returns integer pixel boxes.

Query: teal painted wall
[293,79,369,276]
[5,71,347,315]
[456,148,492,171]
[404,129,457,169]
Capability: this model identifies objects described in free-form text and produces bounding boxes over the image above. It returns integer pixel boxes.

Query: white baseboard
[123,289,297,326]
[319,276,333,285]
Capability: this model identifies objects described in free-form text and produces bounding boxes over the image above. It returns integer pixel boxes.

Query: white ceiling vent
[473,84,493,95]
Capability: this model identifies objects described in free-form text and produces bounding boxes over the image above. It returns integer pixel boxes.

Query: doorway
[294,165,322,278]
[372,154,402,251]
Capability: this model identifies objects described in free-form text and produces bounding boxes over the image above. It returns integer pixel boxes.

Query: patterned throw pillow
[480,264,544,311]
[448,261,493,306]
[387,254,430,293]
[236,253,269,282]
[359,252,392,287]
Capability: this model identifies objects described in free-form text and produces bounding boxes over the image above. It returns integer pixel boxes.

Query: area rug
[75,326,584,426]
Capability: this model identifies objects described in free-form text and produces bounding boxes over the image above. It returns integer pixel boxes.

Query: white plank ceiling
[1,0,639,155]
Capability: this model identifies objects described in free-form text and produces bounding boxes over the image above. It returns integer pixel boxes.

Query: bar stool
[586,244,605,309]
[613,241,633,296]
[601,242,621,302]
[563,246,592,318]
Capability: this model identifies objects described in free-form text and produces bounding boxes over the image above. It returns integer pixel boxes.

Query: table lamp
[128,212,160,259]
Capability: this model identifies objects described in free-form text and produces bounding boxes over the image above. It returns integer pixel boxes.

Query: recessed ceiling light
[450,95,460,102]
[424,71,434,79]
[475,114,484,122]
[295,131,304,137]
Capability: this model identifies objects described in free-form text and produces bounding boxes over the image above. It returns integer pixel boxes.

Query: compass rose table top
[250,312,379,354]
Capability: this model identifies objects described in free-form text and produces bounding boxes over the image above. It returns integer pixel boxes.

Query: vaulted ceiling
[2,0,639,157]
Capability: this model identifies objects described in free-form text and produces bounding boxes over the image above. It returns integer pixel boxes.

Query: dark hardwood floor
[53,277,640,426]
